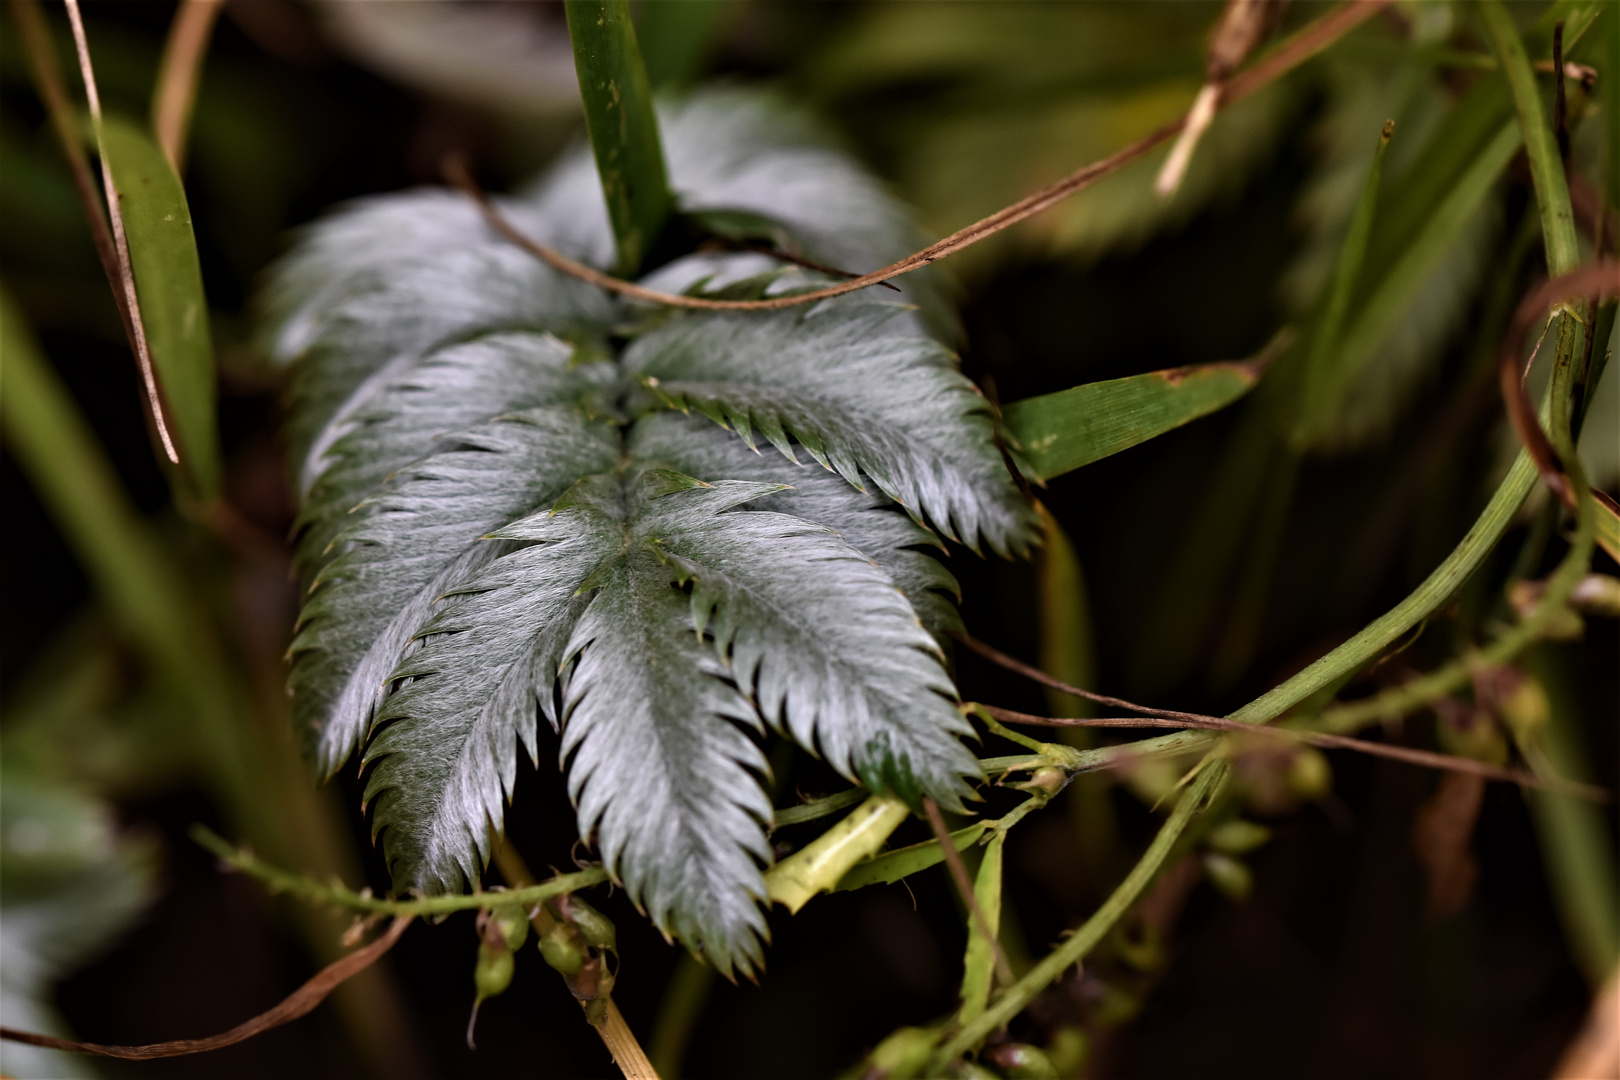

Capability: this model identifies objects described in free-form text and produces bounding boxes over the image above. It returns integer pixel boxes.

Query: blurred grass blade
[1293,120,1392,448]
[1037,503,1097,718]
[1523,648,1620,984]
[957,832,1004,1026]
[97,113,221,497]
[565,0,672,276]
[0,286,195,660]
[1322,121,1520,433]
[637,0,729,88]
[1003,356,1268,482]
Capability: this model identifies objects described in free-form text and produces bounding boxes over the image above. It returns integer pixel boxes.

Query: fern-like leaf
[266,89,1033,968]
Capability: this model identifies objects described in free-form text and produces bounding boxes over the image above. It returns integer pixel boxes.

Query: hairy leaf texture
[266,89,1031,971]
[628,301,1034,555]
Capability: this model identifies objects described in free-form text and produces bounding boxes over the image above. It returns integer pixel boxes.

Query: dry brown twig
[152,0,225,172]
[446,0,1389,313]
[1156,0,1291,199]
[0,917,412,1060]
[60,0,180,465]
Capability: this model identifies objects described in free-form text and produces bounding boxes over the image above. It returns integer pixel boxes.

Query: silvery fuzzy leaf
[363,469,971,972]
[291,405,619,773]
[625,299,1035,555]
[629,412,962,639]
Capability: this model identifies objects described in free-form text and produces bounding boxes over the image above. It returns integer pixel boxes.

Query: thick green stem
[1482,0,1580,278]
[565,0,672,276]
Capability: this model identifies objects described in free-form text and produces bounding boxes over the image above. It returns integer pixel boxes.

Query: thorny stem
[192,825,609,917]
[492,839,660,1080]
[929,765,1226,1070]
[923,799,1016,988]
[447,0,1389,312]
[975,705,1606,801]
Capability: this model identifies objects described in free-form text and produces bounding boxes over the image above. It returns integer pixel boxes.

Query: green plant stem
[929,764,1225,1070]
[1482,0,1580,278]
[192,826,609,917]
[565,0,672,276]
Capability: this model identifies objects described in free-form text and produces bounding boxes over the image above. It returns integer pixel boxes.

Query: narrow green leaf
[766,797,910,913]
[97,113,220,497]
[958,832,1004,1026]
[1481,0,1580,277]
[1002,360,1262,482]
[1318,120,1520,437]
[833,823,987,893]
[1036,504,1096,719]
[565,0,672,275]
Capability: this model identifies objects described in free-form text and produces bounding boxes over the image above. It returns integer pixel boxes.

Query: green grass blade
[1524,647,1620,984]
[97,113,220,498]
[1002,360,1263,482]
[833,823,988,893]
[1036,503,1096,718]
[565,0,672,276]
[1482,0,1580,278]
[1319,120,1520,428]
[957,831,1004,1026]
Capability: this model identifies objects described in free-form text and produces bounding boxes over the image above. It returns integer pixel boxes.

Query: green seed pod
[1207,819,1270,855]
[466,937,515,1049]
[540,922,587,976]
[947,1062,1001,1080]
[559,894,617,953]
[475,940,515,1000]
[491,904,530,951]
[985,1042,1059,1080]
[1203,851,1253,901]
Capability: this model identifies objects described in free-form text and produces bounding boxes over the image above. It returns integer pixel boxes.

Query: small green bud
[1433,704,1509,766]
[490,904,530,951]
[1044,1026,1089,1077]
[1207,819,1270,855]
[1286,746,1332,801]
[1492,670,1551,748]
[1015,766,1069,800]
[984,1042,1059,1080]
[1203,852,1253,901]
[865,1026,937,1079]
[947,1062,1001,1080]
